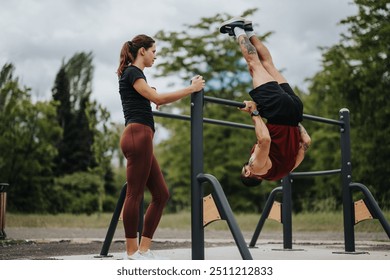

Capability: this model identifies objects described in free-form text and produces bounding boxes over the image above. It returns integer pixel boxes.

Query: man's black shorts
[249,81,303,126]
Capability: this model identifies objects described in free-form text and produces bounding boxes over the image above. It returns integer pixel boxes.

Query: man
[220,17,311,186]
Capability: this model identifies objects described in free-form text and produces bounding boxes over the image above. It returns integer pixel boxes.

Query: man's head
[240,162,262,187]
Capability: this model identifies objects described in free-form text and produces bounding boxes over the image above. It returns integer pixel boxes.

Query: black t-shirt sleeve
[127,67,146,86]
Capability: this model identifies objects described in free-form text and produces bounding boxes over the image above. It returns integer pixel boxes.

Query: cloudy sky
[0,0,358,123]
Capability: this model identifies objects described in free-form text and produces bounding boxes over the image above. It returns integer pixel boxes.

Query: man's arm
[292,123,311,170]
[241,101,271,171]
[292,145,305,171]
[298,123,311,151]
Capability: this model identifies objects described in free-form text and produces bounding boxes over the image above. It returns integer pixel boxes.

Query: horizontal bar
[204,96,246,108]
[291,169,341,178]
[204,96,343,126]
[302,114,343,126]
[152,110,191,121]
[154,111,343,178]
[153,111,254,130]
[204,118,253,130]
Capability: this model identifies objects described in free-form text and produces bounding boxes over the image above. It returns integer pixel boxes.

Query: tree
[52,52,119,213]
[52,52,97,174]
[305,0,390,209]
[153,9,279,212]
[0,63,61,212]
[52,65,73,174]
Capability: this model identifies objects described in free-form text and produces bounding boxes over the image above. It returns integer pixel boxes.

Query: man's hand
[239,100,258,114]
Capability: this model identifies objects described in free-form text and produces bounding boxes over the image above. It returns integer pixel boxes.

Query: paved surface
[5,227,389,260]
[58,241,390,260]
[6,227,388,242]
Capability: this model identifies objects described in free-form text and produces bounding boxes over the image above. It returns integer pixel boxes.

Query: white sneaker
[139,249,169,260]
[126,250,147,260]
[219,17,246,36]
[125,250,168,260]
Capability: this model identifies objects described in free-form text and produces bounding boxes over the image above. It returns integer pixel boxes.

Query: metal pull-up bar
[153,111,254,130]
[157,90,388,256]
[100,88,388,260]
[204,96,343,126]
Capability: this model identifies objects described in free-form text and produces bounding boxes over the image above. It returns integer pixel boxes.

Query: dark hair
[116,34,155,77]
[240,162,262,187]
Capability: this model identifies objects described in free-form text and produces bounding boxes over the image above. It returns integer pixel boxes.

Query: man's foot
[244,20,253,32]
[219,17,245,36]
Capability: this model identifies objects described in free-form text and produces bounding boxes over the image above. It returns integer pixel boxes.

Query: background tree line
[0,0,388,214]
[0,53,120,213]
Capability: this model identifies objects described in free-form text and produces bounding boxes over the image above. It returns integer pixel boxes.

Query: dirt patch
[0,239,234,260]
[0,239,187,260]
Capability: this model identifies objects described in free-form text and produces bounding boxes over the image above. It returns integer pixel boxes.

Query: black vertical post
[191,90,205,260]
[99,183,143,257]
[0,183,9,240]
[99,183,127,256]
[138,197,144,243]
[249,186,283,248]
[281,175,293,249]
[339,108,355,252]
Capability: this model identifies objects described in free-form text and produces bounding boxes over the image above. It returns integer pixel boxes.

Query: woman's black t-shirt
[119,65,154,131]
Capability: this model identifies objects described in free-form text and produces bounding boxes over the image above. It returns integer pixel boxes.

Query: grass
[5,211,390,233]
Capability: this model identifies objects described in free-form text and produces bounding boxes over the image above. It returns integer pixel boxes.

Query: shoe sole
[219,17,245,35]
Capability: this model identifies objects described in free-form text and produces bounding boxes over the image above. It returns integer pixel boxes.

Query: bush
[50,172,104,214]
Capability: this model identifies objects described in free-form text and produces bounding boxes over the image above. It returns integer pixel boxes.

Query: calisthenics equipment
[201,96,389,253]
[98,89,390,259]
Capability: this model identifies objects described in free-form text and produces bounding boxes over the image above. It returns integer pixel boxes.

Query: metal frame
[200,96,389,252]
[191,90,252,260]
[98,183,144,258]
[99,90,389,258]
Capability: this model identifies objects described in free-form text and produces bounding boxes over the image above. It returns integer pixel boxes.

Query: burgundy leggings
[120,123,170,239]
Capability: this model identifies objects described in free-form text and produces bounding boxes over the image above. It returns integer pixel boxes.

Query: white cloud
[0,0,358,123]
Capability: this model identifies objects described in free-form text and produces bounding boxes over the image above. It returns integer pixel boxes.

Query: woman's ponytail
[117,41,134,77]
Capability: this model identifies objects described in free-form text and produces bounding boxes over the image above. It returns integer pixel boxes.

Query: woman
[117,34,205,260]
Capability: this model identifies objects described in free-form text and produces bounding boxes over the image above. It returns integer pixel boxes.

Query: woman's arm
[133,75,205,106]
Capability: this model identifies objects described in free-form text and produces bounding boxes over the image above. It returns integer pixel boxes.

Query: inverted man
[220,17,312,186]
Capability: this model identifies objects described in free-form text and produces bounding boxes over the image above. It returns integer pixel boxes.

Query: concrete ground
[57,240,390,260]
[5,227,389,260]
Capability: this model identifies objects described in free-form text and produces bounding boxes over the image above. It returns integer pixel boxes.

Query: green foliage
[52,53,97,174]
[304,0,390,210]
[0,64,62,212]
[50,53,120,213]
[50,171,104,214]
[1,54,119,213]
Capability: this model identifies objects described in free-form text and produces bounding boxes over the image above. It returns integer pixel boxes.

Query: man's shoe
[219,17,245,36]
[244,20,253,32]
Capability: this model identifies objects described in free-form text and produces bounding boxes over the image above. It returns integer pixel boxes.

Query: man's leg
[247,34,287,84]
[233,26,275,89]
[220,18,277,88]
